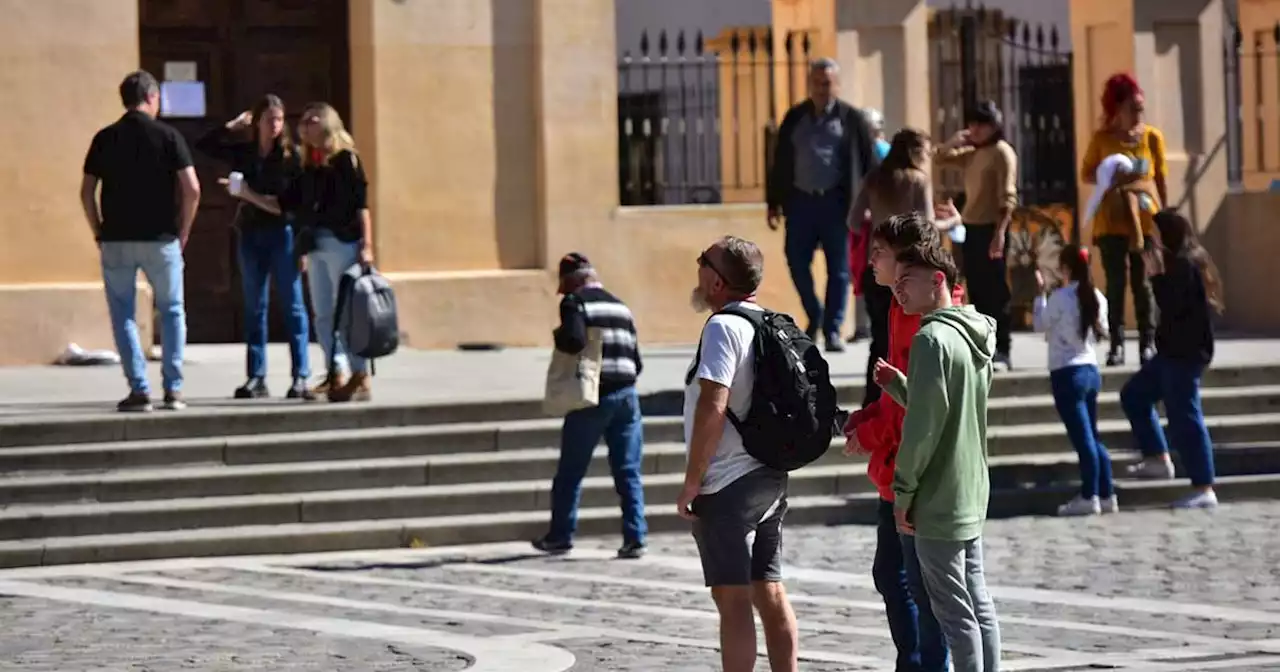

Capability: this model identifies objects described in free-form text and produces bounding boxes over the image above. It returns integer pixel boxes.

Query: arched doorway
[139,0,350,343]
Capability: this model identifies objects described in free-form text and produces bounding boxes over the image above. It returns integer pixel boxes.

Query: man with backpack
[679,235,838,672]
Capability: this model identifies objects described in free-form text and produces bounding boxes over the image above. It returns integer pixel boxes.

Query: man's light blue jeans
[307,228,367,376]
[100,240,186,396]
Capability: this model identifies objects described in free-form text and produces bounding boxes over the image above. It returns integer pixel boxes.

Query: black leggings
[960,224,1012,356]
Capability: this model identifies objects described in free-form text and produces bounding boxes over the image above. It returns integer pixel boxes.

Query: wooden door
[139,0,349,344]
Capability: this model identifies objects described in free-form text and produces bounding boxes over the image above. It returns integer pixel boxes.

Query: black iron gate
[930,3,1079,325]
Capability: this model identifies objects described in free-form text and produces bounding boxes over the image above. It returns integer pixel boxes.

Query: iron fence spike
[730,29,740,54]
[658,29,668,56]
[695,30,705,56]
[639,30,650,56]
[676,30,686,56]
[748,30,758,54]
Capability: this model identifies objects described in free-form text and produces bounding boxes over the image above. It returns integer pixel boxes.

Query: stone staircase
[2,365,1280,568]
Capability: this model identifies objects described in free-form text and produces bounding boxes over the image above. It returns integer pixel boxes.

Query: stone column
[533,0,620,269]
[1132,0,1227,231]
[833,0,931,133]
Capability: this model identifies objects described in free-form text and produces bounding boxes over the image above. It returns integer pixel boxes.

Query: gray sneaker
[161,391,187,411]
[992,353,1012,372]
[1126,458,1175,480]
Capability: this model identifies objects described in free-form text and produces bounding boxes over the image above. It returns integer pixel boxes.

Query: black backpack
[689,306,841,471]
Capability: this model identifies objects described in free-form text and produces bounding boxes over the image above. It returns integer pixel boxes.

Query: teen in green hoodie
[874,242,1001,672]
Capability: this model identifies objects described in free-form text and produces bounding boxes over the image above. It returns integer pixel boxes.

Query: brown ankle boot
[311,373,347,397]
[328,372,371,403]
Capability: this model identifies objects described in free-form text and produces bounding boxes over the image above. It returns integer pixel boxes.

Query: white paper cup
[228,171,244,196]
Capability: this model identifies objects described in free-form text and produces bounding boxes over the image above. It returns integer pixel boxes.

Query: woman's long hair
[1059,244,1105,340]
[866,128,930,196]
[300,102,356,168]
[1100,72,1142,129]
[251,94,293,159]
[1153,210,1225,314]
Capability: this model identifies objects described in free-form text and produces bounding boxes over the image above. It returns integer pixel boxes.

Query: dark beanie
[968,100,1003,128]
[558,252,592,277]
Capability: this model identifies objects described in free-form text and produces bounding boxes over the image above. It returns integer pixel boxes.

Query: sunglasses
[698,252,730,283]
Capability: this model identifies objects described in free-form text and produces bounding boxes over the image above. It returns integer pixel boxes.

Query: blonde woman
[282,103,374,402]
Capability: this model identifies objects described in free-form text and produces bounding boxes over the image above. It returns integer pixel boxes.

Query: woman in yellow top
[1080,73,1168,367]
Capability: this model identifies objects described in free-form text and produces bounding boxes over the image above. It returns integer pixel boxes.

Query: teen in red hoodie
[844,210,961,672]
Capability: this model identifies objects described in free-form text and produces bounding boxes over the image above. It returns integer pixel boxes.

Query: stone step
[3,471,1278,568]
[1,413,1277,506]
[1,444,1276,542]
[5,385,1280,475]
[3,363,1276,448]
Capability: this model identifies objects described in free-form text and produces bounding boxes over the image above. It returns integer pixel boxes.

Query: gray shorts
[690,467,789,587]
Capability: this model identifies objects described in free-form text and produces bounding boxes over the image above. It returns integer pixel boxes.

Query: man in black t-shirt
[80,70,201,413]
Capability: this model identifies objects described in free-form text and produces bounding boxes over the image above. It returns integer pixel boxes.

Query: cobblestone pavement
[1,502,1279,671]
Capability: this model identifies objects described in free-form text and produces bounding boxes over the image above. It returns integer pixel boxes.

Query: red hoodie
[844,284,967,501]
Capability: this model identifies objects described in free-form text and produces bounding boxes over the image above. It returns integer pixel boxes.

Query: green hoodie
[884,305,996,542]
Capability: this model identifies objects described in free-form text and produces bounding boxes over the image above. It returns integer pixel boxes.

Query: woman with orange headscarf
[1080,73,1167,367]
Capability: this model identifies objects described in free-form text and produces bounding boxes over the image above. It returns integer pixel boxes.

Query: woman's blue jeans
[1050,364,1113,499]
[307,228,367,376]
[1120,355,1216,487]
[238,225,310,380]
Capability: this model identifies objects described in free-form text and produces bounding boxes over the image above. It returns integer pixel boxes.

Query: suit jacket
[767,98,879,212]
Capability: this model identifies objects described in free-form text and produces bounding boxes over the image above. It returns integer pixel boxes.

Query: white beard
[689,287,712,313]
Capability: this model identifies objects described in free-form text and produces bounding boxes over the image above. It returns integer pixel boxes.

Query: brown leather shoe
[311,373,347,397]
[328,372,371,403]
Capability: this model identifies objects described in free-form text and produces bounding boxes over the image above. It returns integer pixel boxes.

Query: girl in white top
[1033,244,1115,517]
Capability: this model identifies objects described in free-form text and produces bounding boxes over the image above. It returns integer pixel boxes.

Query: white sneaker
[1058,495,1101,517]
[1172,490,1218,509]
[1099,495,1119,514]
[1125,458,1175,480]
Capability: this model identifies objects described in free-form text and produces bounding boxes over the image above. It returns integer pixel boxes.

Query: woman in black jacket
[197,94,312,401]
[1120,210,1222,509]
[281,102,374,403]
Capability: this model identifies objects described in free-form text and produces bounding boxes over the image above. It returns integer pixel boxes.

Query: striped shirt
[554,285,643,393]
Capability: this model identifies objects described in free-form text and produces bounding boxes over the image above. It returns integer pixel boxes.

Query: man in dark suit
[767,58,879,353]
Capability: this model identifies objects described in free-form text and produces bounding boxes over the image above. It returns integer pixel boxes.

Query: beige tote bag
[543,327,604,415]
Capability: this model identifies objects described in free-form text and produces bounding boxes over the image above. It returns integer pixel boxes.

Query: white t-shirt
[683,301,764,495]
[1032,281,1110,371]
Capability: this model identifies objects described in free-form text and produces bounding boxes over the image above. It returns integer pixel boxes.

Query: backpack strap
[685,305,766,431]
[685,306,763,384]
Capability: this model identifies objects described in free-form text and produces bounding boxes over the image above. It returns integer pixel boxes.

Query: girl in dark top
[197,94,312,401]
[1120,210,1222,509]
[281,102,375,403]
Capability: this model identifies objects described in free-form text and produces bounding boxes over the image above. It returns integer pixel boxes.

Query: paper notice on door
[164,61,197,82]
[160,81,206,118]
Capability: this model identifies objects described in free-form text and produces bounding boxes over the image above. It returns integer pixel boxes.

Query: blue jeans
[898,532,952,672]
[784,191,850,338]
[1121,355,1216,487]
[1050,364,1113,499]
[307,229,366,375]
[239,225,310,379]
[100,240,185,395]
[548,386,647,545]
